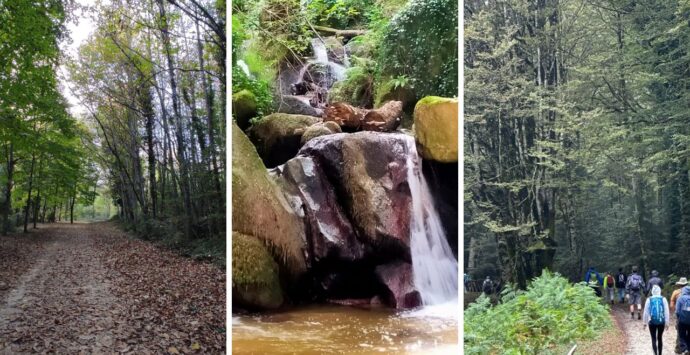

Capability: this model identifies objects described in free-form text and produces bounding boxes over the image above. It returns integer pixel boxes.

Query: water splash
[237,60,252,78]
[404,137,458,305]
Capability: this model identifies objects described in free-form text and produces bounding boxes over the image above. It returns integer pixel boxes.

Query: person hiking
[671,277,688,354]
[617,268,628,303]
[643,285,670,355]
[648,270,664,296]
[627,266,646,320]
[585,267,603,297]
[464,273,469,291]
[603,272,616,305]
[676,283,690,354]
[482,276,493,295]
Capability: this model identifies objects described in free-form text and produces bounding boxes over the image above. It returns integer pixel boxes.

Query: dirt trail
[612,302,678,354]
[0,223,225,354]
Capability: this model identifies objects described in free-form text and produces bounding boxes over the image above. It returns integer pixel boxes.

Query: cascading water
[308,38,346,82]
[237,59,253,78]
[404,137,458,306]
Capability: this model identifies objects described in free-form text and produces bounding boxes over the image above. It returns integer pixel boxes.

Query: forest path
[0,223,225,354]
[611,301,677,354]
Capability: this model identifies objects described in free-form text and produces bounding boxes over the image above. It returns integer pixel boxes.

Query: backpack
[649,297,665,325]
[606,276,614,288]
[630,274,642,291]
[483,280,492,293]
[678,296,690,325]
[618,274,625,284]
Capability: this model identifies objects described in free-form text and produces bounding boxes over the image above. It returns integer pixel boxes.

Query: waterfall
[405,137,458,306]
[237,60,252,78]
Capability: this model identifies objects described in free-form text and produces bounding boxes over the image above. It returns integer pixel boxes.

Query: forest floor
[611,302,677,355]
[0,222,225,354]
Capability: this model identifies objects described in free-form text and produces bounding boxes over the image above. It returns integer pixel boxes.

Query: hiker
[671,277,688,354]
[648,270,664,296]
[585,267,602,297]
[482,276,493,295]
[464,273,469,291]
[643,285,670,355]
[617,268,628,303]
[627,266,646,320]
[603,272,616,305]
[676,283,690,354]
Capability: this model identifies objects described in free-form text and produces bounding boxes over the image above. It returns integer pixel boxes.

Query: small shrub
[464,271,611,354]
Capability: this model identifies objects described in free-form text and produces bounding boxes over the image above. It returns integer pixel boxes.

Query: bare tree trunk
[2,144,14,235]
[158,0,193,237]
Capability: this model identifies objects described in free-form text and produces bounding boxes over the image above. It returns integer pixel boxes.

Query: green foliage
[377,0,458,100]
[464,271,611,354]
[306,0,375,28]
[329,58,375,107]
[232,67,273,119]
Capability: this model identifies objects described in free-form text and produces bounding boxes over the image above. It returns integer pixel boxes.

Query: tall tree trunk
[2,143,14,235]
[158,0,193,237]
[23,153,36,233]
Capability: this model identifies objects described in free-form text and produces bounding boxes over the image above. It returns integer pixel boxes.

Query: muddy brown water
[232,303,458,354]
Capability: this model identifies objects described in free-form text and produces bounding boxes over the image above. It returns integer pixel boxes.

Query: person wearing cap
[672,277,688,354]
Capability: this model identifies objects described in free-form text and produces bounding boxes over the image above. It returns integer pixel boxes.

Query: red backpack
[606,276,614,288]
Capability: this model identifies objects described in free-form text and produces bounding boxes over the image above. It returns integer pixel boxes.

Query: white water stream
[404,137,459,306]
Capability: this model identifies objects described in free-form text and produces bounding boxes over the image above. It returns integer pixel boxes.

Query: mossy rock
[249,113,321,167]
[329,66,374,108]
[232,90,258,131]
[378,0,458,100]
[232,122,307,277]
[322,36,346,64]
[413,96,458,162]
[232,232,284,309]
[300,121,342,146]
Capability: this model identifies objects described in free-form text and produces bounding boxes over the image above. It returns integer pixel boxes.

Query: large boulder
[375,261,421,309]
[323,36,346,64]
[232,90,258,131]
[249,113,321,168]
[275,156,364,264]
[232,232,283,310]
[413,96,458,163]
[299,132,413,258]
[231,122,307,277]
[274,95,323,117]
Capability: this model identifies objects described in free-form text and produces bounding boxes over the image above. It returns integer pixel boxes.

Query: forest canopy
[465,0,690,286]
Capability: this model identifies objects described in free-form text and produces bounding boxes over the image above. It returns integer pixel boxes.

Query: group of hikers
[585,266,690,355]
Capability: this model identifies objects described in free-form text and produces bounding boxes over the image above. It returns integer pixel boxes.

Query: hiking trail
[0,223,225,354]
[611,302,678,354]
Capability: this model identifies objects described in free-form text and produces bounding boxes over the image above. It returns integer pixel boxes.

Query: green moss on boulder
[232,232,283,309]
[232,90,258,131]
[249,113,321,167]
[232,122,307,277]
[413,96,458,162]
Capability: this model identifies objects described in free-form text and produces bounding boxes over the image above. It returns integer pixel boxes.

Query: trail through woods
[611,303,677,355]
[0,223,225,354]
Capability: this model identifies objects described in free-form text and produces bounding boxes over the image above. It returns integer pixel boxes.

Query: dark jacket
[616,272,627,288]
[675,286,690,325]
[647,276,663,294]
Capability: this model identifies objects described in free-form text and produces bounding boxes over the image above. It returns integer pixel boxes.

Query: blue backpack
[649,297,665,325]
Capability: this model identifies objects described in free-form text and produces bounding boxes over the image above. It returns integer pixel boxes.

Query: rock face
[413,96,458,163]
[231,122,307,278]
[299,132,413,257]
[274,95,323,117]
[375,262,422,309]
[278,156,363,263]
[248,113,321,168]
[232,232,283,310]
[232,90,257,131]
